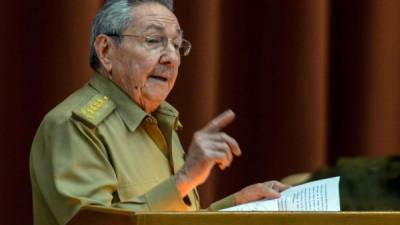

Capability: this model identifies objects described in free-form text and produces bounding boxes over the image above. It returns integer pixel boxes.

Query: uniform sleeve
[114,176,192,211]
[30,117,190,225]
[31,117,120,225]
[208,194,236,211]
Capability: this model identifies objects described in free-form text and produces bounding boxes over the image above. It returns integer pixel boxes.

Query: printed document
[221,176,340,211]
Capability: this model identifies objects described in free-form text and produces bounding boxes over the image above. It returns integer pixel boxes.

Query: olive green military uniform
[30,73,234,225]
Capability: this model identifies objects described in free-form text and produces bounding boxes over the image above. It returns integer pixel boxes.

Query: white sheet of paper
[221,176,340,211]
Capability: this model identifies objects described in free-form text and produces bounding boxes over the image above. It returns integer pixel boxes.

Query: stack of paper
[221,177,340,211]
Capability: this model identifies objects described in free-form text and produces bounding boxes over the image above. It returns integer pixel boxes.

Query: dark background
[1,0,399,224]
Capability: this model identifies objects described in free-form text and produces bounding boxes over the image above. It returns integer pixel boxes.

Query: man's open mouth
[149,75,168,82]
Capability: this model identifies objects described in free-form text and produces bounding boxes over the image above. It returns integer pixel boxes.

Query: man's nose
[159,42,180,66]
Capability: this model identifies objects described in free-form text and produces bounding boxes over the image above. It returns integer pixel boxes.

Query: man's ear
[94,34,115,73]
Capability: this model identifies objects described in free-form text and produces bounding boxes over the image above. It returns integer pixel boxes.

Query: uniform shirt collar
[88,73,180,132]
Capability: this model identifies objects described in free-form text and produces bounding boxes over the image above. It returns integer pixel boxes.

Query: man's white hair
[89,0,174,72]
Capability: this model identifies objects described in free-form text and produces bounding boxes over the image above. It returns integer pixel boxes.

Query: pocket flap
[118,181,158,202]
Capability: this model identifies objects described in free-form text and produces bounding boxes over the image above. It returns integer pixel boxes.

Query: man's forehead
[133,15,181,33]
[144,15,178,24]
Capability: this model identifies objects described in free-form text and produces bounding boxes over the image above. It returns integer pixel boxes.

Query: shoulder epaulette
[72,94,116,127]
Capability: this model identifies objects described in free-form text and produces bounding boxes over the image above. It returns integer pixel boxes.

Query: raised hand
[175,109,241,197]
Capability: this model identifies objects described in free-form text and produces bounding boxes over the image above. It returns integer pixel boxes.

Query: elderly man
[30,0,289,225]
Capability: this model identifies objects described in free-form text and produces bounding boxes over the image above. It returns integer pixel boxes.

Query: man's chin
[142,94,169,112]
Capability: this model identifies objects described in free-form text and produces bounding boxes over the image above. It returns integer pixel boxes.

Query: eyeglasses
[107,33,192,56]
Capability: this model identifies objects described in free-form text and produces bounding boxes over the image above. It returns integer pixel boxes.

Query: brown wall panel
[0,0,399,224]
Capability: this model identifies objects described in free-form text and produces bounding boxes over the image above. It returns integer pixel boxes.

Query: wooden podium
[67,206,400,225]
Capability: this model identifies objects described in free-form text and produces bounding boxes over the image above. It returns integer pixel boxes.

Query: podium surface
[67,206,400,225]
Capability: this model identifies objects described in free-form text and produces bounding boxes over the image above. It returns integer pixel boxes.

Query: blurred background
[1,0,399,224]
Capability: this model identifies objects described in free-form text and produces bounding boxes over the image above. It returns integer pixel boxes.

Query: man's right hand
[175,109,241,197]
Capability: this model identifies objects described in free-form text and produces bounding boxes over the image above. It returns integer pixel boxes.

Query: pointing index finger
[202,109,235,133]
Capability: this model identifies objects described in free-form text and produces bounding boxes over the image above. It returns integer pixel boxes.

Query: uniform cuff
[208,194,236,211]
[144,177,191,211]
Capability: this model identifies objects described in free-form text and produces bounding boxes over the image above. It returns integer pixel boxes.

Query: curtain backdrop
[1,1,399,224]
